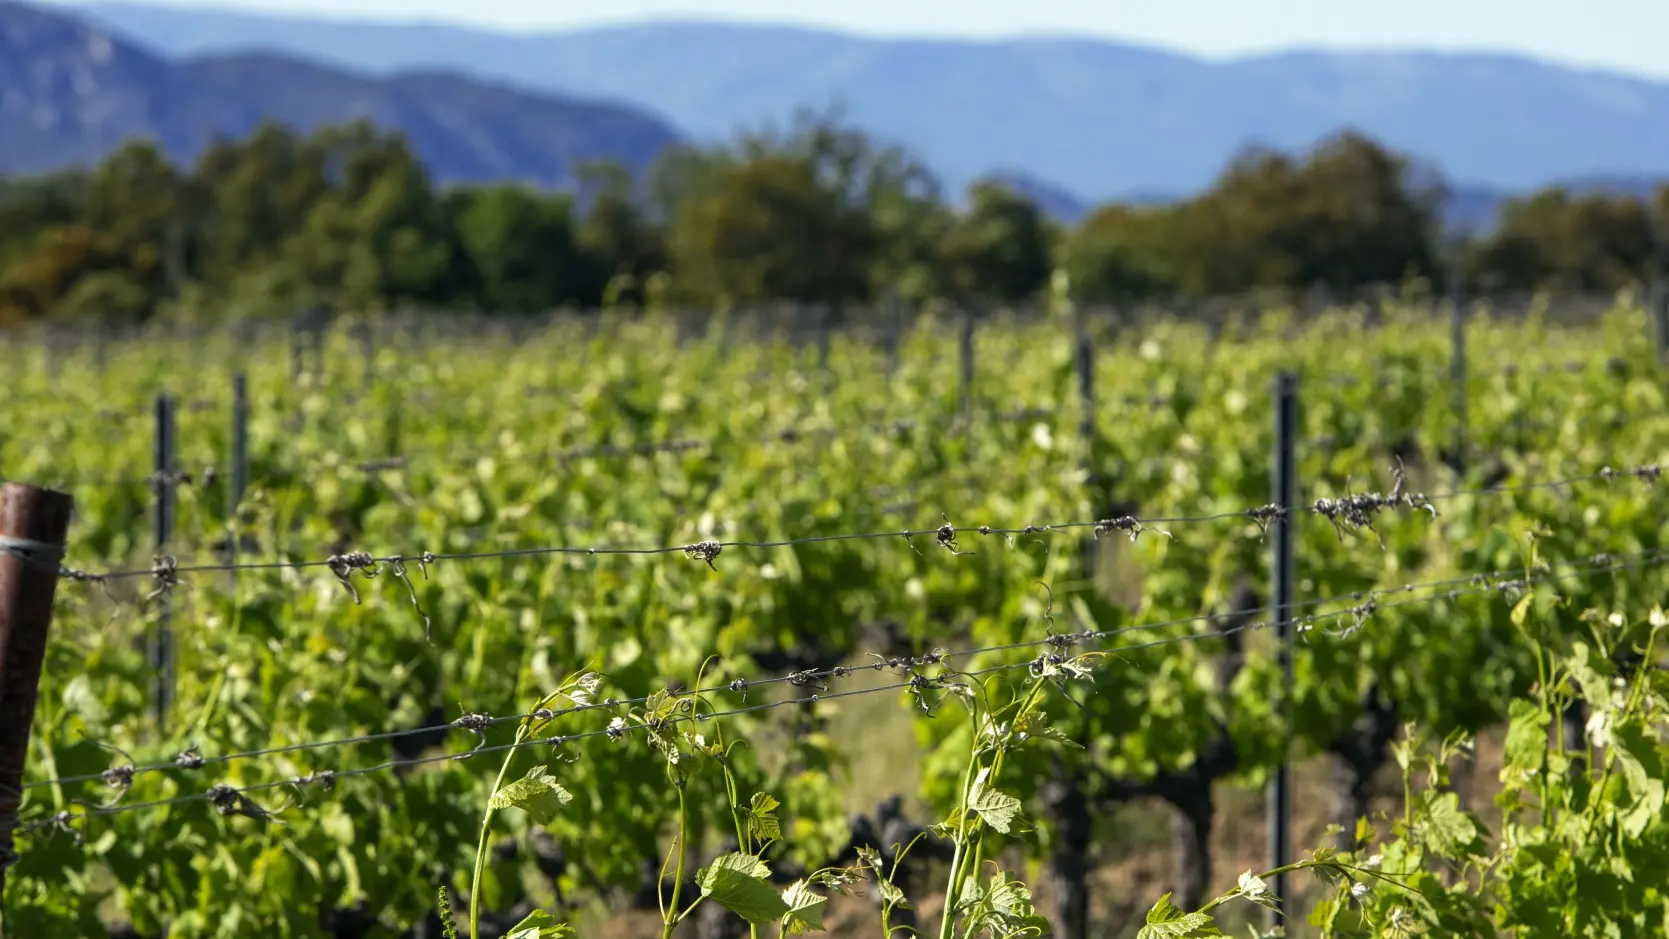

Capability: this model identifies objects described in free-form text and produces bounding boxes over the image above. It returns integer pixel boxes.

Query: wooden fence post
[0,482,75,894]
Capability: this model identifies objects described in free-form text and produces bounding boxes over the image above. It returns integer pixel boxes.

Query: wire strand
[51,461,1662,584]
[37,546,1660,826]
[21,544,1667,800]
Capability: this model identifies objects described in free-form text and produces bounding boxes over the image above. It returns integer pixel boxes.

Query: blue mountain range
[14,1,1669,225]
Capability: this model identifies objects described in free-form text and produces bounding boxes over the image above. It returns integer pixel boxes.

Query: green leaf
[968,767,1023,834]
[1503,699,1552,772]
[1135,893,1223,939]
[747,791,783,845]
[780,880,828,934]
[698,852,790,924]
[1414,791,1483,859]
[1609,722,1667,837]
[1014,711,1082,748]
[875,875,909,909]
[488,765,573,824]
[504,909,575,938]
[855,847,911,909]
[1235,871,1268,900]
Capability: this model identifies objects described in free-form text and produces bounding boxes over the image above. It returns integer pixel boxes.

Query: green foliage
[1145,605,1669,939]
[501,909,574,938]
[1136,894,1222,938]
[697,852,791,924]
[450,185,586,313]
[486,765,573,824]
[5,292,1669,938]
[6,115,1667,325]
[938,180,1054,304]
[1466,188,1660,292]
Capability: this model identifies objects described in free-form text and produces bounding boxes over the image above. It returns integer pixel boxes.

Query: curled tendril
[683,541,722,570]
[935,515,973,555]
[327,551,378,604]
[786,669,828,691]
[206,783,289,822]
[387,557,434,642]
[19,810,83,848]
[77,738,138,808]
[451,712,494,754]
[1333,597,1378,639]
[147,555,180,602]
[906,672,956,714]
[1311,460,1437,543]
[147,469,194,492]
[293,771,336,792]
[286,771,336,803]
[1093,516,1172,542]
[1600,464,1662,485]
[1246,504,1286,533]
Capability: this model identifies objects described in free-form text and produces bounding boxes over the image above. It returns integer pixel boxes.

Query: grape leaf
[747,792,783,845]
[488,765,572,824]
[968,767,1022,834]
[504,909,575,938]
[698,852,790,924]
[780,880,828,934]
[1135,893,1223,939]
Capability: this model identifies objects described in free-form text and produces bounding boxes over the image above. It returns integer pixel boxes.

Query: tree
[275,122,452,313]
[1054,203,1181,302]
[1468,188,1657,291]
[574,159,667,307]
[668,153,874,305]
[1087,131,1444,297]
[658,108,945,307]
[449,185,586,313]
[937,180,1053,305]
[188,121,332,289]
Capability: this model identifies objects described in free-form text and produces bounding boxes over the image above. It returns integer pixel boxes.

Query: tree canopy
[2,114,1665,326]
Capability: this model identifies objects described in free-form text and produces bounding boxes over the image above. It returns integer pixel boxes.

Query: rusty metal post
[0,482,75,894]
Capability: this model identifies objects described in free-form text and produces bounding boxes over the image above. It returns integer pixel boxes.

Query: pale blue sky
[53,0,1669,79]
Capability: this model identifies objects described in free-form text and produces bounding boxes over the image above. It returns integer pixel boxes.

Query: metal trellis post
[959,307,977,425]
[1268,370,1299,930]
[1448,273,1468,477]
[884,290,903,378]
[152,394,177,728]
[816,303,833,374]
[1653,278,1669,367]
[0,482,75,896]
[231,373,248,587]
[360,318,376,396]
[1075,311,1097,578]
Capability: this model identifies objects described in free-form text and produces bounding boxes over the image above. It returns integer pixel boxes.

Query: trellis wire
[47,461,1662,587]
[17,544,1667,805]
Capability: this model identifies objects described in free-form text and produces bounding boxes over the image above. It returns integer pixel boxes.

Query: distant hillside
[68,1,1669,201]
[0,0,680,184]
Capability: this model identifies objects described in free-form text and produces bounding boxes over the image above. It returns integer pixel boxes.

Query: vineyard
[2,291,1668,939]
